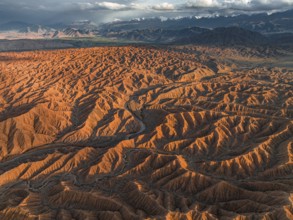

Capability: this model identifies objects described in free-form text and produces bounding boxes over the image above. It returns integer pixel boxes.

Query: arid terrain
[0,46,292,219]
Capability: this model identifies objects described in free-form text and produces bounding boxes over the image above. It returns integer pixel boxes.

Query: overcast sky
[0,0,292,24]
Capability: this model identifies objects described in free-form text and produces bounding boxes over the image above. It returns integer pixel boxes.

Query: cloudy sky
[0,0,292,24]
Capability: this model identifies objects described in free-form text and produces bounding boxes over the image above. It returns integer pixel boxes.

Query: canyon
[0,46,292,219]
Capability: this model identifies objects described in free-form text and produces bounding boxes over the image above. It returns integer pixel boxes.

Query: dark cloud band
[0,0,292,24]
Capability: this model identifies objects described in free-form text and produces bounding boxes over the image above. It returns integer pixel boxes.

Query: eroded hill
[0,46,292,219]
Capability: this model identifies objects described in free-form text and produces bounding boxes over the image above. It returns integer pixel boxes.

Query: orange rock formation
[0,46,292,219]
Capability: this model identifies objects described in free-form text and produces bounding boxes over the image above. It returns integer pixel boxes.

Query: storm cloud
[0,0,292,24]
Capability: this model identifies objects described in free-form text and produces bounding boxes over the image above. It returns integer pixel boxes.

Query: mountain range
[100,9,293,33]
[0,9,292,49]
[0,21,98,39]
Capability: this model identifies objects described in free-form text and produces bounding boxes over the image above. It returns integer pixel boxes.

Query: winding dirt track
[0,46,292,220]
[124,101,146,139]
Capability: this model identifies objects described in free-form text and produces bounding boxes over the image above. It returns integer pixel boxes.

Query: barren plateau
[0,46,292,219]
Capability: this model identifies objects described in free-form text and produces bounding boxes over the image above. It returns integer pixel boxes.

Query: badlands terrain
[0,46,292,219]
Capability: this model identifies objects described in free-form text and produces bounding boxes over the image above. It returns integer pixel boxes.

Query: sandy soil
[0,46,292,219]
